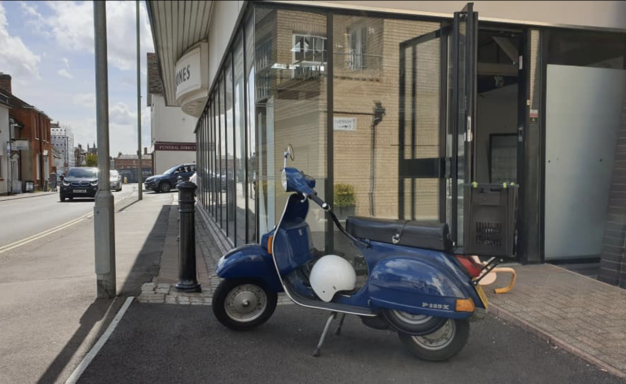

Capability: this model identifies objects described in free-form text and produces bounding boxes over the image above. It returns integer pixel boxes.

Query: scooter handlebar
[308,193,329,211]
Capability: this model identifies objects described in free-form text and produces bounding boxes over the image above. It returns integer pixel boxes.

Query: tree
[86,153,98,167]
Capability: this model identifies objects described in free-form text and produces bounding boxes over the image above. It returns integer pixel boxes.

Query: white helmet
[309,255,357,302]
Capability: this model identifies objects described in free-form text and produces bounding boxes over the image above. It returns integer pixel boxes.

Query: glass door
[398,3,478,245]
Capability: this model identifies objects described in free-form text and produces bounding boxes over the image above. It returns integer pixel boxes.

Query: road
[0,188,174,384]
[0,185,136,248]
[80,304,625,384]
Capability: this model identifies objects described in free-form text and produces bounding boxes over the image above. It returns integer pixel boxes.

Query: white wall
[0,105,8,194]
[545,65,626,260]
[151,94,198,143]
[292,1,626,30]
[154,150,196,175]
[208,0,246,89]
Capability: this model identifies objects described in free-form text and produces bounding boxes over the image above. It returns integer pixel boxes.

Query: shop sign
[11,139,29,150]
[154,142,196,151]
[175,47,201,99]
[334,117,357,131]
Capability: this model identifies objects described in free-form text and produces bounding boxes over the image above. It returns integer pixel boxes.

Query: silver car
[110,170,122,192]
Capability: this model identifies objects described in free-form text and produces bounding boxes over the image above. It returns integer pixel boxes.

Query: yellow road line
[0,211,94,255]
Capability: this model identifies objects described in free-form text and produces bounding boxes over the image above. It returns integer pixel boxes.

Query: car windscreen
[164,165,179,175]
[67,168,98,178]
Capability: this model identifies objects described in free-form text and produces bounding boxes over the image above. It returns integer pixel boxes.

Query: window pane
[234,33,247,246]
[255,7,328,249]
[332,15,441,256]
[218,76,226,229]
[226,57,235,242]
[246,13,257,242]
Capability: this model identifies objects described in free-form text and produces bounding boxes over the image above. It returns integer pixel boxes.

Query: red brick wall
[11,108,52,187]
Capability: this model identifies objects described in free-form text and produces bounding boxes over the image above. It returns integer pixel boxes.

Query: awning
[146,1,214,109]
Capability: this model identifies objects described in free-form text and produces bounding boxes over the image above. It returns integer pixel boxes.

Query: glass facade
[194,2,626,265]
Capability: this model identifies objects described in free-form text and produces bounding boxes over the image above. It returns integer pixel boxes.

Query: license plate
[74,189,87,193]
[475,285,489,309]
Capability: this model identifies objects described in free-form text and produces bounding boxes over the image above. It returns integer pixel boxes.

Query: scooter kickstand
[313,312,337,357]
[334,313,346,336]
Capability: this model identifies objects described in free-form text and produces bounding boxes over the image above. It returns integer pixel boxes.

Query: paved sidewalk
[0,191,55,201]
[487,264,626,378]
[136,206,290,306]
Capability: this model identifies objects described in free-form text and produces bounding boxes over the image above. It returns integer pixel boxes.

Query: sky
[0,0,154,157]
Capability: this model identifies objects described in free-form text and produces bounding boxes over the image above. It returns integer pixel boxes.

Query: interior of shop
[475,29,522,185]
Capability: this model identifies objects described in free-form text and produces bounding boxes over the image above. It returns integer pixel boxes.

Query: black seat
[345,216,453,252]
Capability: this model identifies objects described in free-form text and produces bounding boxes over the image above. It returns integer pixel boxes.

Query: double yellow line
[0,211,94,255]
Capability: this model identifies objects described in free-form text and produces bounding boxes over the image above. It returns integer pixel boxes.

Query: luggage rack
[471,257,504,286]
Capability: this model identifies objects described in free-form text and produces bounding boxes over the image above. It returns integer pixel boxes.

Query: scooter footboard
[216,244,284,293]
[369,257,474,319]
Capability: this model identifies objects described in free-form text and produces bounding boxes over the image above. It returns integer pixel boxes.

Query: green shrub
[334,184,356,207]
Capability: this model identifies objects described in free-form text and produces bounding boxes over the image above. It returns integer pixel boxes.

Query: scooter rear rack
[471,257,504,286]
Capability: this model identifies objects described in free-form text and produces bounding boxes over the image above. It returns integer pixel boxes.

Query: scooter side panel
[216,244,284,293]
[368,255,472,319]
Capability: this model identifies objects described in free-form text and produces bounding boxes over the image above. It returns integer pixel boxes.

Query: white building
[51,123,75,174]
[0,91,9,195]
[147,53,197,175]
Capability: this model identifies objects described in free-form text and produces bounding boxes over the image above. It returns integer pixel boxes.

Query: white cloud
[0,2,41,79]
[58,68,74,79]
[62,57,70,68]
[73,93,96,108]
[23,1,154,72]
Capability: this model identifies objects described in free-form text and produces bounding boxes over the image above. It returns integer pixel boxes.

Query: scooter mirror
[283,144,295,168]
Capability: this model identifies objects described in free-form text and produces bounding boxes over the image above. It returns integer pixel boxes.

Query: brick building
[113,149,153,183]
[0,73,53,191]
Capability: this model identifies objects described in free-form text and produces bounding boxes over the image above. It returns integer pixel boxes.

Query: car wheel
[159,181,171,193]
[212,279,277,331]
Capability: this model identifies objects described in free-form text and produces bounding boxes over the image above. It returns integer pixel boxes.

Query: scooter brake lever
[301,193,308,203]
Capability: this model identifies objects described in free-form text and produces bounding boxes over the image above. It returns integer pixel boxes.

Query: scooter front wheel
[212,279,277,331]
[398,319,469,362]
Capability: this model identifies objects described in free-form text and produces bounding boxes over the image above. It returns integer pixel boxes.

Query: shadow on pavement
[36,204,172,384]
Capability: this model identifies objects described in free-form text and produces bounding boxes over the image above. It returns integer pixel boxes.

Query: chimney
[0,73,12,94]
[144,147,148,155]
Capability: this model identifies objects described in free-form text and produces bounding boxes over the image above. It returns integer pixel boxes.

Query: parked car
[144,163,197,193]
[178,172,197,186]
[110,170,122,192]
[60,167,98,202]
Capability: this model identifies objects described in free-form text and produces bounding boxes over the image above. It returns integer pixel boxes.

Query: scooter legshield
[216,244,284,293]
[368,255,475,319]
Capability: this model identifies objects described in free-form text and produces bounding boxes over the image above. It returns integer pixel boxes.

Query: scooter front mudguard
[368,250,482,320]
[216,244,284,293]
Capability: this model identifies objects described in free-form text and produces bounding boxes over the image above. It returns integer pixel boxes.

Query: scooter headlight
[281,170,288,191]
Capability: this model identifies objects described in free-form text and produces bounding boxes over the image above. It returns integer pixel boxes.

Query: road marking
[0,211,94,255]
[65,296,134,384]
[0,194,133,255]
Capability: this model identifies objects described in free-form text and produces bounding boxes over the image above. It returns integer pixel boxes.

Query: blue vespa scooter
[212,145,491,361]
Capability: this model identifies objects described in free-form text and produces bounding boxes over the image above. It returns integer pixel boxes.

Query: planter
[335,205,355,221]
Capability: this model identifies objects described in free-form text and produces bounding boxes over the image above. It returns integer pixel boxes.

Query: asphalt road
[0,184,136,248]
[80,303,625,384]
[0,190,174,384]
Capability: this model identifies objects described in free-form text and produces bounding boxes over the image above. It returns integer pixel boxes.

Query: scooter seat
[345,216,453,252]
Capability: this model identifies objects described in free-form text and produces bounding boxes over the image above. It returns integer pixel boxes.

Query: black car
[60,167,98,201]
[144,163,196,193]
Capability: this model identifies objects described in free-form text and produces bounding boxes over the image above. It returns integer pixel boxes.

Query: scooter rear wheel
[212,279,277,331]
[398,319,469,362]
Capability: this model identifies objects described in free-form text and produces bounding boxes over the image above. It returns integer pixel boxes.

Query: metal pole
[136,0,143,200]
[93,1,116,298]
[175,181,201,292]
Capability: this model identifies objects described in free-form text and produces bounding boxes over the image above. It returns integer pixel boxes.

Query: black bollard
[175,181,201,292]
